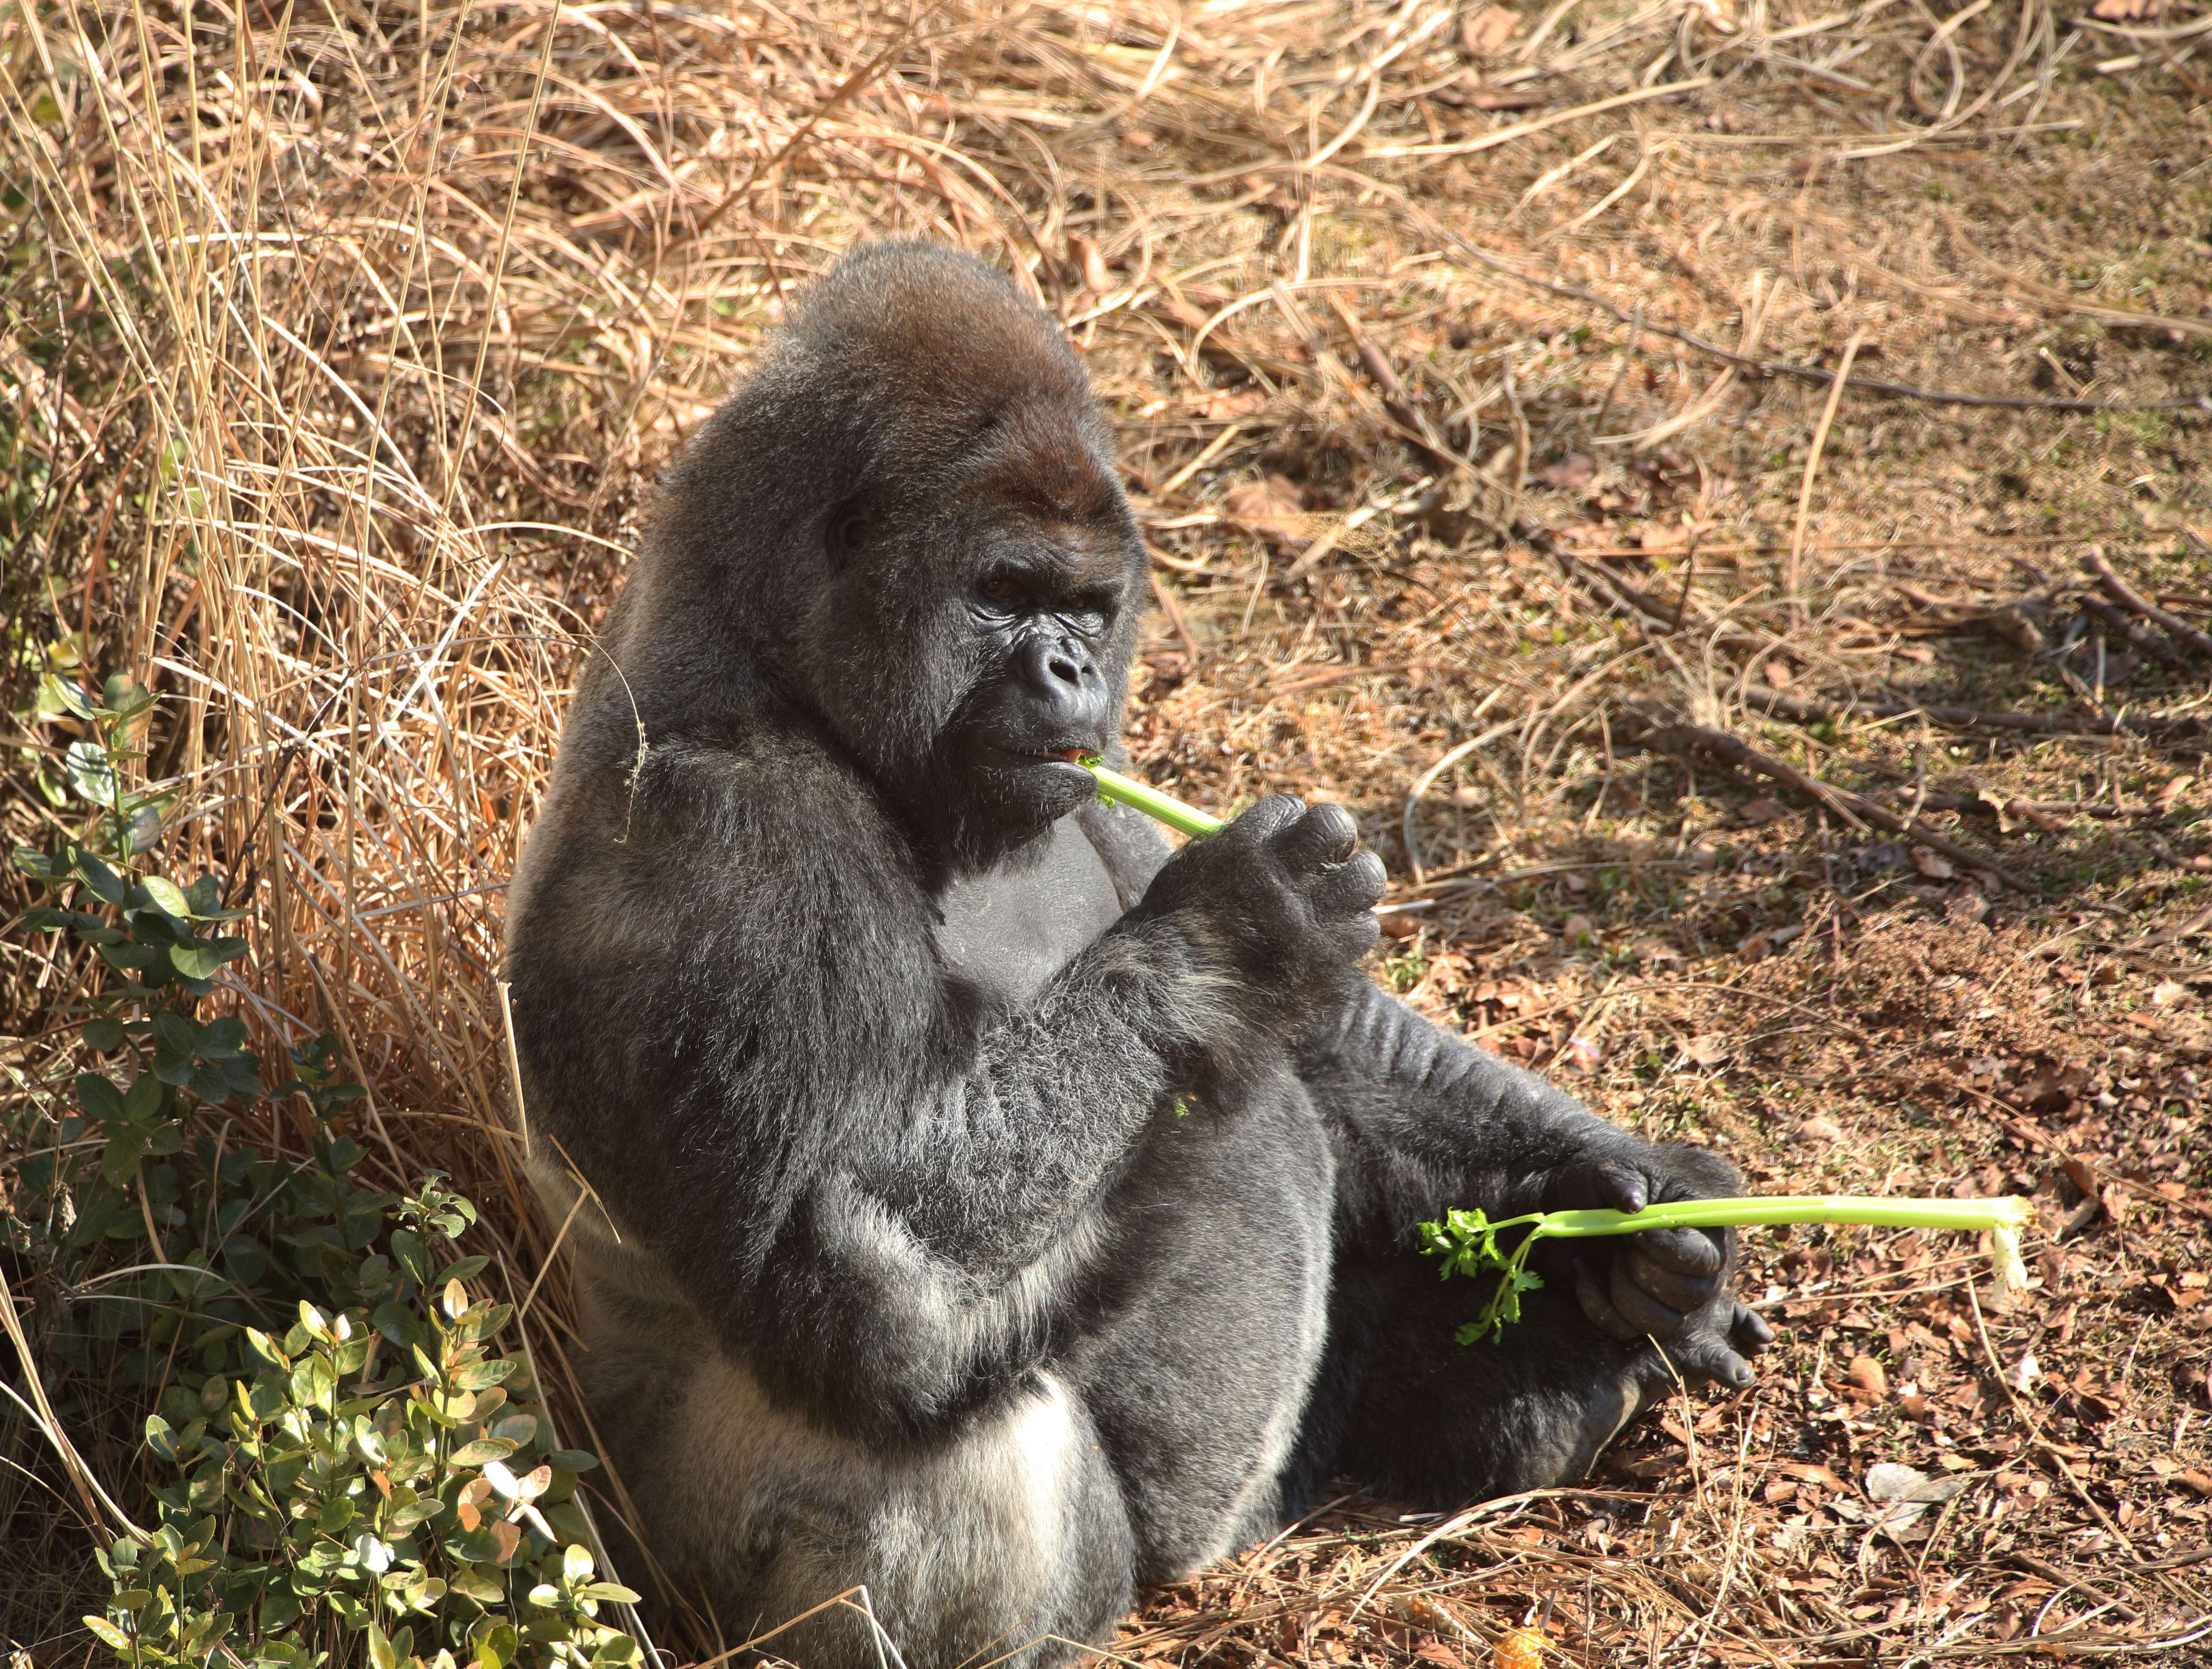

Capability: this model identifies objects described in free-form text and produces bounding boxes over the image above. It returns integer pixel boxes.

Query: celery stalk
[1082,760,1225,838]
[1423,1194,2033,1344]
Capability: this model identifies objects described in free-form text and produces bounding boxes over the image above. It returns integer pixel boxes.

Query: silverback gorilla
[504,240,1770,1667]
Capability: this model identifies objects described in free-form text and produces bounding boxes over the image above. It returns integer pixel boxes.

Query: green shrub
[7,664,641,1669]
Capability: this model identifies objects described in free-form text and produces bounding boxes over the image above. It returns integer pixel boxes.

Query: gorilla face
[819,459,1139,872]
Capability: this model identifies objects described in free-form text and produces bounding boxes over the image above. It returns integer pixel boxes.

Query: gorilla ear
[824,499,872,571]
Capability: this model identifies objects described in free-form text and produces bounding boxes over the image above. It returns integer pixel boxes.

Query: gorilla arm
[1292,979,1771,1383]
[506,728,1379,1446]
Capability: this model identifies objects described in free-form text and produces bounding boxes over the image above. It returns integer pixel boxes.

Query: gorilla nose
[1016,635,1109,731]
[1018,635,1099,698]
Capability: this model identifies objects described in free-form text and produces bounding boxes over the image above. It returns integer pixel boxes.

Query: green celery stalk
[1082,759,1225,838]
[1424,1194,2032,1344]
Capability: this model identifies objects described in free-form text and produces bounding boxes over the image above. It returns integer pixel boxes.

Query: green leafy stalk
[1422,1194,2033,1345]
[1080,760,1225,838]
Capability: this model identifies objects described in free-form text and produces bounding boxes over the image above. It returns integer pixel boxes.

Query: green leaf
[366,1621,398,1669]
[170,936,247,980]
[121,1071,166,1122]
[140,876,191,918]
[42,673,97,720]
[82,1016,126,1050]
[450,1437,520,1467]
[563,1543,595,1584]
[100,1124,152,1185]
[578,1582,642,1604]
[73,849,127,915]
[81,1616,132,1654]
[546,1450,600,1473]
[77,1074,125,1123]
[317,1495,356,1534]
[121,804,162,854]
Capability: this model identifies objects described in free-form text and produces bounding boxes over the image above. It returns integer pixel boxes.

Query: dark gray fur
[504,241,1768,1669]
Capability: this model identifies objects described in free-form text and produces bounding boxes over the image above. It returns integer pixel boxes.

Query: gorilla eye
[979,574,1023,602]
[825,511,869,568]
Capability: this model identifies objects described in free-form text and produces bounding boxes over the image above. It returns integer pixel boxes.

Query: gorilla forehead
[786,242,1122,516]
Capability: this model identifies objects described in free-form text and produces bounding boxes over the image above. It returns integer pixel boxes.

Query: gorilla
[503,240,1769,1668]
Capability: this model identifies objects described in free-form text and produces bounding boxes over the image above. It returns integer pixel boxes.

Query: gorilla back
[506,241,1765,1667]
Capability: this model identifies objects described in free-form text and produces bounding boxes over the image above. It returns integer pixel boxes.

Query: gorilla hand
[1133,795,1386,1026]
[1539,1147,1773,1387]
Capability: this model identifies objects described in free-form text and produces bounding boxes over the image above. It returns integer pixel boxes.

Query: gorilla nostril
[1047,653,1082,685]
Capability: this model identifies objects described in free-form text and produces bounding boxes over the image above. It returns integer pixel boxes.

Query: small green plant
[8,663,640,1669]
[1421,1195,2032,1345]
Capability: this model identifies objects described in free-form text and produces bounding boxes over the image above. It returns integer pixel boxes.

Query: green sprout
[1422,1194,2034,1344]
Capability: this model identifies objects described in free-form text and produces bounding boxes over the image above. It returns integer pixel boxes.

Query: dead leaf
[1562,912,1596,946]
[1858,1462,1970,1539]
[1779,1461,1849,1493]
[1462,4,1521,55]
[1684,1035,1729,1066]
[1911,848,1955,879]
[2155,774,2194,813]
[2152,979,2190,1008]
[1847,1356,1888,1399]
[2090,0,2164,18]
[1763,659,1795,688]
[1795,1117,1844,1143]
[1736,796,1788,827]
[1223,476,1311,552]
[1539,452,1596,492]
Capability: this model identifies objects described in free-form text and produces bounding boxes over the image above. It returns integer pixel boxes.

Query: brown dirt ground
[3,0,2211,1664]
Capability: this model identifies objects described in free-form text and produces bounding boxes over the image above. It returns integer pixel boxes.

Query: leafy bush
[7,665,641,1669]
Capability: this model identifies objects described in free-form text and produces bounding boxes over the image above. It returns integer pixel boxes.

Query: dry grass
[3,0,2211,1663]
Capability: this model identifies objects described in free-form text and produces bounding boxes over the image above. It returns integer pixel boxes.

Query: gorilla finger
[1626,1223,1725,1277]
[1222,794,1305,845]
[1669,1329,1757,1390]
[1310,849,1388,916]
[1606,1261,1688,1340]
[1272,801,1360,871]
[1589,1160,1648,1216]
[1731,1300,1776,1354]
[1619,1245,1723,1315]
[1573,1260,1645,1342]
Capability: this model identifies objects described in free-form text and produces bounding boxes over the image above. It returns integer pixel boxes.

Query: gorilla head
[615,240,1145,872]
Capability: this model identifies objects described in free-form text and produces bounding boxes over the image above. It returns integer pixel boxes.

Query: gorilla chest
[933,819,1126,1006]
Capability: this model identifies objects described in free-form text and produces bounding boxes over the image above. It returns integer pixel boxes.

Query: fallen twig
[2077,594,2192,672]
[1742,686,2212,742]
[2086,550,2212,661]
[1622,719,2034,891]
[1872,788,2145,824]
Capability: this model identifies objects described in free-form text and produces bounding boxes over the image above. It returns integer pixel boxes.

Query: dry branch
[1742,686,2212,743]
[1622,719,2034,891]
[2087,550,2212,661]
